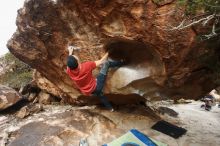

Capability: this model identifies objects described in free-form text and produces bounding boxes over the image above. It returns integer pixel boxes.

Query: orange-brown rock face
[7,0,213,102]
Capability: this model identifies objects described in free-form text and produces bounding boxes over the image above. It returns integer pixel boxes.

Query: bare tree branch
[201,18,220,40]
[169,14,215,30]
[155,13,220,30]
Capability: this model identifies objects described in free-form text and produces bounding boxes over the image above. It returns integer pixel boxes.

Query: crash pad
[103,129,167,146]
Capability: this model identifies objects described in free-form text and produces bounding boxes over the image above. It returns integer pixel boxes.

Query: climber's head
[67,55,78,70]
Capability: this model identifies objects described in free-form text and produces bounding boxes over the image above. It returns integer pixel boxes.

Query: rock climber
[66,45,124,111]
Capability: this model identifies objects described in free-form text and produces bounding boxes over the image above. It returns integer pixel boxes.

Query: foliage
[177,0,220,84]
[178,0,220,15]
[0,53,33,89]
[176,0,220,36]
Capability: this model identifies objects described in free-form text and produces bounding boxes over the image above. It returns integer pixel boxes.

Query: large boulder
[7,0,214,102]
[0,85,22,111]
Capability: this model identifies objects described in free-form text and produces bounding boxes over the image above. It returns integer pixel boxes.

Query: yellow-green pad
[103,129,167,146]
[107,131,147,146]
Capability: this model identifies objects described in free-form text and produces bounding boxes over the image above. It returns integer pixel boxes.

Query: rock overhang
[7,0,215,102]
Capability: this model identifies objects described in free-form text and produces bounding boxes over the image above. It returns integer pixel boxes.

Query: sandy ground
[166,101,220,146]
[99,101,220,146]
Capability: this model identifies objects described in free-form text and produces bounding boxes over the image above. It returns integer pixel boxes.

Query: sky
[0,1,25,56]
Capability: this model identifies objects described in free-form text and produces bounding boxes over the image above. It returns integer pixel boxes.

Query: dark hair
[67,56,78,70]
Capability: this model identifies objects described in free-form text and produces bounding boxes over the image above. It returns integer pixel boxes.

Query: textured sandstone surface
[7,0,213,102]
[0,85,22,111]
[1,102,220,146]
[1,105,157,146]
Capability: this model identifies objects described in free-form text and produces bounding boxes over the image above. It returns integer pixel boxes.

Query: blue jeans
[92,60,124,109]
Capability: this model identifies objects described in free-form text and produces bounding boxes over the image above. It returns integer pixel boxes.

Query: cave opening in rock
[103,39,165,93]
[105,39,155,65]
[78,39,166,105]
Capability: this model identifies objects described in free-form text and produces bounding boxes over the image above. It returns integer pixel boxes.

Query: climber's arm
[95,52,108,67]
[67,45,81,63]
[68,45,80,55]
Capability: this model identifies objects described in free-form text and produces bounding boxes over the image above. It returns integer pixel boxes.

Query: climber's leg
[108,59,125,68]
[94,91,113,110]
[92,60,124,109]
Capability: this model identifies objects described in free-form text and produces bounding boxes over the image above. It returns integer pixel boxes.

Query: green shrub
[0,53,33,89]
